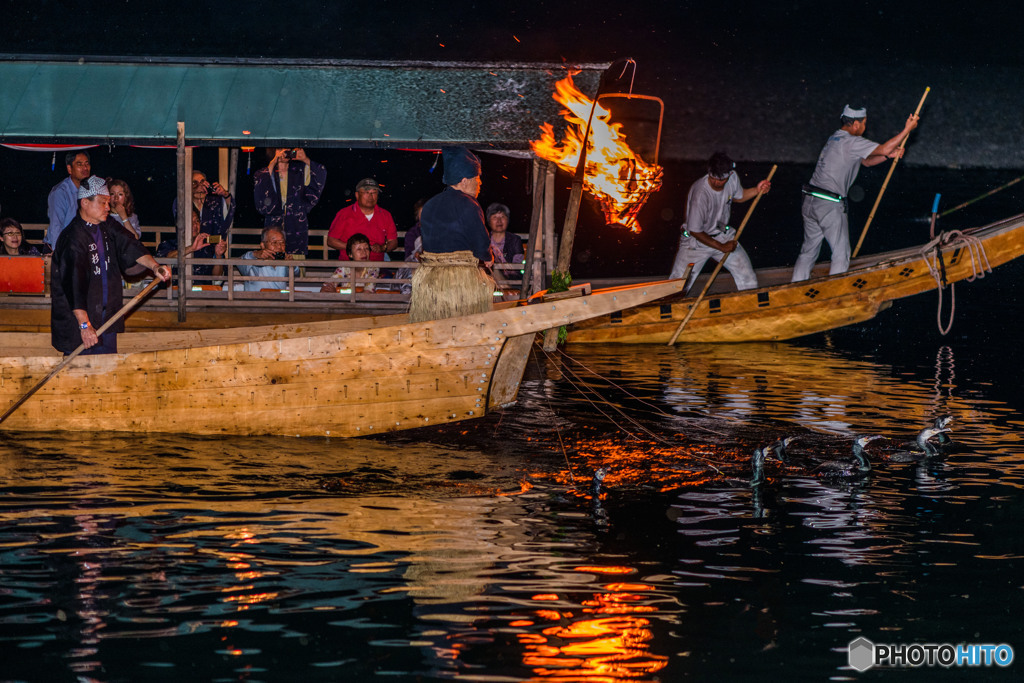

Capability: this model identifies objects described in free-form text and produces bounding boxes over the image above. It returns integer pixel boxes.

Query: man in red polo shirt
[326,178,398,261]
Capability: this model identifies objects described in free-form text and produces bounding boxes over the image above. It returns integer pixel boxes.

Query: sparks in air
[531,73,663,232]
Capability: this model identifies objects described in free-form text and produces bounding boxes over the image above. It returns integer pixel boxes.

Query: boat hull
[567,215,1024,344]
[0,280,683,436]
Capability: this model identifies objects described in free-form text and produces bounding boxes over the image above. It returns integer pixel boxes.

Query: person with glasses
[2,218,43,256]
[236,227,299,291]
[669,152,771,294]
[791,105,919,282]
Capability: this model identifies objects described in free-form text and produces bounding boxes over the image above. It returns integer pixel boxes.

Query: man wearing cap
[419,148,491,262]
[45,150,92,248]
[326,178,398,261]
[669,152,771,294]
[791,105,919,282]
[50,177,171,355]
[253,148,327,256]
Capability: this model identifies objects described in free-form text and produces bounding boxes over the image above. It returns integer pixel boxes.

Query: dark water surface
[3,164,1024,680]
[3,291,1024,681]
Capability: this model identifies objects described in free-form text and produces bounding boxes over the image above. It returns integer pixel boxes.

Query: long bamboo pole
[667,165,777,346]
[0,278,163,427]
[851,87,930,258]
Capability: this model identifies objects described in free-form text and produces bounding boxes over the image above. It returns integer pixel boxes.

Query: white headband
[842,105,867,119]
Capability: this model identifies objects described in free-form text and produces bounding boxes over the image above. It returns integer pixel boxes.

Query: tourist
[1,218,42,256]
[50,176,170,355]
[669,152,771,294]
[172,170,234,259]
[156,207,227,278]
[321,233,379,293]
[107,178,142,238]
[791,105,919,282]
[396,198,427,294]
[326,178,398,261]
[236,227,300,291]
[45,150,92,248]
[253,148,327,256]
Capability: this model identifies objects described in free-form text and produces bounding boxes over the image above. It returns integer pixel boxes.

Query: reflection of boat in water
[661,342,972,436]
[558,342,975,440]
[0,280,682,437]
[567,213,1024,343]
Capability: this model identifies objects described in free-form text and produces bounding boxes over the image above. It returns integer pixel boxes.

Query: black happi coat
[50,216,149,353]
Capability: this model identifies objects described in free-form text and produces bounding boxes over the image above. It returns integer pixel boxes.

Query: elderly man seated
[321,233,380,293]
[236,227,300,291]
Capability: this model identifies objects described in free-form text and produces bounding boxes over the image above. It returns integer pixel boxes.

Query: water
[3,289,1024,681]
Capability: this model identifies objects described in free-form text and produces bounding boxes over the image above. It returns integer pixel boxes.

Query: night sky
[10,2,1022,67]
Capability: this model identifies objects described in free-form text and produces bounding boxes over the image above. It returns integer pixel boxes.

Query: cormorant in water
[751,437,798,485]
[887,419,954,462]
[809,435,884,478]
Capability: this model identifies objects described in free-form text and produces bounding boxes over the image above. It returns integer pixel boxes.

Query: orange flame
[532,73,663,232]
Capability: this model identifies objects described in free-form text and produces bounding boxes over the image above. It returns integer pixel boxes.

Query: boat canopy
[0,56,607,150]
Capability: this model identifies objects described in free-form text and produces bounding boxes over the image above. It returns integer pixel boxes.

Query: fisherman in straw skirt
[410,147,495,322]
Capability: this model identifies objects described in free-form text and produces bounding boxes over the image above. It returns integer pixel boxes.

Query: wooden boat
[0,279,682,436]
[567,214,1024,344]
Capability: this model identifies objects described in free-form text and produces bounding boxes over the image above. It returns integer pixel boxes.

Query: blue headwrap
[442,146,481,185]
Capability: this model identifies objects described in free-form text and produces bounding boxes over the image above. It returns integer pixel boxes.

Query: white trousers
[791,196,849,282]
[670,233,758,294]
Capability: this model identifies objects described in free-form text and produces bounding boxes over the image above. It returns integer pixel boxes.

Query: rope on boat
[544,346,729,474]
[920,230,992,335]
[526,341,577,485]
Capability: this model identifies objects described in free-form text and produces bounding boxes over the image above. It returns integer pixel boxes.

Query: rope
[545,346,730,474]
[920,230,992,335]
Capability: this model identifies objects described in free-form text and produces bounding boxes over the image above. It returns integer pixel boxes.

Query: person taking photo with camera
[253,148,327,257]
[236,227,300,292]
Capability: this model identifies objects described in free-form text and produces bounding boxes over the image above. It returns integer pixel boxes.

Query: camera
[282,149,297,160]
[207,234,221,244]
[273,251,286,260]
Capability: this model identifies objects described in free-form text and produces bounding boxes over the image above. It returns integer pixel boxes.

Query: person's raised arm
[864,114,919,167]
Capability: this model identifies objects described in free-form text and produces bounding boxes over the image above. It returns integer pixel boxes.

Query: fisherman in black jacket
[50,176,170,355]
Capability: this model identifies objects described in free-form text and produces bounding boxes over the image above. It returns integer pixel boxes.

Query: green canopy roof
[0,56,608,149]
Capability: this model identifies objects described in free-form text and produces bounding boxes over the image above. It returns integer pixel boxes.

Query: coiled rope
[920,230,992,335]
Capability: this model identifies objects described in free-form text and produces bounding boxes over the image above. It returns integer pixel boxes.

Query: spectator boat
[0,279,682,436]
[566,212,1024,343]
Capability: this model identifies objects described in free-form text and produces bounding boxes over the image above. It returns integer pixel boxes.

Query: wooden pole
[0,278,162,427]
[175,122,191,323]
[667,164,777,346]
[542,93,603,351]
[852,87,930,258]
[519,158,546,301]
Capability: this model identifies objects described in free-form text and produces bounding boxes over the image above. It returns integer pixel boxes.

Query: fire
[532,73,663,232]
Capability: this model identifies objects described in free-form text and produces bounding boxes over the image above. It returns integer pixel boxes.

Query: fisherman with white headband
[791,104,919,282]
[50,176,170,355]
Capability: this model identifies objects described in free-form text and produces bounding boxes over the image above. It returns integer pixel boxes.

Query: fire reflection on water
[514,568,669,681]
